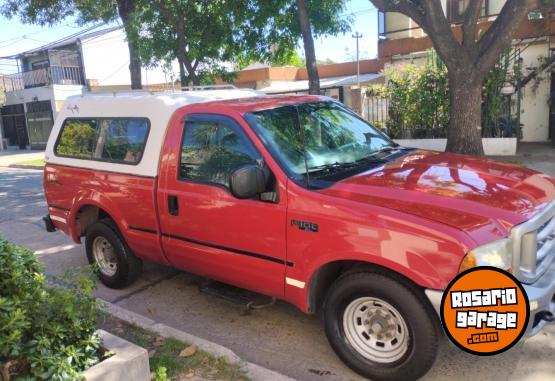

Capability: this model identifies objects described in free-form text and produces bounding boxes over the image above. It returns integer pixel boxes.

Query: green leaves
[133,0,350,85]
[0,239,101,380]
[368,50,450,138]
[368,48,521,139]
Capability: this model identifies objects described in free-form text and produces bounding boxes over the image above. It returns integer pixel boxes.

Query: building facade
[0,26,171,150]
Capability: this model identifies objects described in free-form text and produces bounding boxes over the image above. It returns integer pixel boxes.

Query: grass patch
[505,160,525,167]
[12,159,45,167]
[98,315,249,381]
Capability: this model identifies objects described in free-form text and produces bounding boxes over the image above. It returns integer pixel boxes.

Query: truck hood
[319,150,555,242]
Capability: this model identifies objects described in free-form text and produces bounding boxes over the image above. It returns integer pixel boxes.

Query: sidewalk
[512,142,555,177]
[490,142,555,177]
[0,150,44,167]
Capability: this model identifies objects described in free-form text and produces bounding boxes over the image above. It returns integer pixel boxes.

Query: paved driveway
[1,160,554,381]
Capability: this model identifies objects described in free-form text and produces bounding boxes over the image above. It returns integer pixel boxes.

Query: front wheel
[324,272,439,381]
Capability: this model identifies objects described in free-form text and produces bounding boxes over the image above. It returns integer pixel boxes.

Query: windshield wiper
[307,162,358,173]
[366,145,412,158]
[308,157,385,174]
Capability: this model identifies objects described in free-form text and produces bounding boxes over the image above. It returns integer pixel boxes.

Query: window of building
[448,0,489,24]
[31,60,49,70]
[55,118,149,164]
[179,116,260,187]
[378,11,386,39]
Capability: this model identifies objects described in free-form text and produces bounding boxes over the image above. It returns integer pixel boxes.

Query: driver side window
[179,116,260,187]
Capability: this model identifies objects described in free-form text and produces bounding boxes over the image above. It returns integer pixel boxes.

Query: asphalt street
[1,163,554,381]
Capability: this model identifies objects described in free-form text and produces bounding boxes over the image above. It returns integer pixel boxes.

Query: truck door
[158,113,287,297]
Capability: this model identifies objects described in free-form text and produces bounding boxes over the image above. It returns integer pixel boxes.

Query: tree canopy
[1,0,116,26]
[134,0,351,86]
[226,0,350,69]
[134,0,259,86]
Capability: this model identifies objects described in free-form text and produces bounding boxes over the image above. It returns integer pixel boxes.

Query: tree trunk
[296,0,320,95]
[117,0,142,90]
[177,57,186,88]
[191,76,200,86]
[125,35,142,89]
[176,16,200,87]
[445,73,484,156]
[185,70,200,87]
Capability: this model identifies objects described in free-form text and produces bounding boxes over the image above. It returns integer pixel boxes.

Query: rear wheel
[85,219,142,289]
[324,272,439,381]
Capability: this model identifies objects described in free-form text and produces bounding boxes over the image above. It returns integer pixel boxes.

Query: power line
[23,36,48,43]
[21,23,107,53]
[80,30,125,47]
[0,38,24,49]
[0,26,69,45]
[0,23,108,59]
[98,61,128,84]
[341,7,376,17]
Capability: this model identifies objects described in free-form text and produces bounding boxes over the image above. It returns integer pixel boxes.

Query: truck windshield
[245,101,397,185]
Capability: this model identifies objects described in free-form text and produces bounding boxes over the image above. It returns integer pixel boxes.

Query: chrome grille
[537,217,555,263]
[511,200,555,284]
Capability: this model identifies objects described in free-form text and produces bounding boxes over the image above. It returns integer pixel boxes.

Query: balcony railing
[1,66,84,92]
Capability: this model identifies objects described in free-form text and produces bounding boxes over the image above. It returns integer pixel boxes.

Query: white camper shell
[44,89,263,177]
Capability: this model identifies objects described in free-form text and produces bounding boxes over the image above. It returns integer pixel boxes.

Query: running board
[199,281,276,315]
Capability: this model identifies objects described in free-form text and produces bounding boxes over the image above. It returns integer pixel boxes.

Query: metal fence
[365,92,519,139]
[1,65,84,91]
[365,94,389,132]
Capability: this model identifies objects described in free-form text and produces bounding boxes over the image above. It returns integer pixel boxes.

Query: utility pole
[352,32,363,87]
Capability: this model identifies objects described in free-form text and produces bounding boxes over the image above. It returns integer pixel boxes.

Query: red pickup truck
[43,90,555,381]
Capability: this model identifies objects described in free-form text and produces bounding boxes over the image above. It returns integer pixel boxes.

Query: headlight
[459,238,513,273]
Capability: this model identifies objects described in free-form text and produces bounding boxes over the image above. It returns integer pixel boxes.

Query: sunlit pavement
[0,150,44,167]
[0,146,554,381]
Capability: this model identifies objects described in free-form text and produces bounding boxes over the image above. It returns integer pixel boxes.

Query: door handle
[168,195,179,216]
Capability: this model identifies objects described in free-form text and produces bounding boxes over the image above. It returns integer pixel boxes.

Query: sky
[312,0,378,63]
[0,0,378,75]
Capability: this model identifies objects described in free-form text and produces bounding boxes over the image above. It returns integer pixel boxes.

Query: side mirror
[229,164,268,199]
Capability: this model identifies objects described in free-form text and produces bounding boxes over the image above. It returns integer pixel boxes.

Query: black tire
[85,219,142,289]
[324,272,439,381]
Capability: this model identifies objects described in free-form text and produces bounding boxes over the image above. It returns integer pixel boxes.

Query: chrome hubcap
[92,237,117,276]
[343,297,409,363]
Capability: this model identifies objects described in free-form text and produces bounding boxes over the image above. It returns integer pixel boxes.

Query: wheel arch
[306,260,437,315]
[70,196,123,242]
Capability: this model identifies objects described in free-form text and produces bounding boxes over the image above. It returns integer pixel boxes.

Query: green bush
[367,49,522,139]
[367,50,449,139]
[0,239,101,381]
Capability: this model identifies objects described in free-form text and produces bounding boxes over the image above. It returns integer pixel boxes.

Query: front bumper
[425,260,555,337]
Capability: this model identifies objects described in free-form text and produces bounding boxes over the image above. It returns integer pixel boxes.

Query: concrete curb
[83,329,150,381]
[101,300,296,381]
[6,164,44,170]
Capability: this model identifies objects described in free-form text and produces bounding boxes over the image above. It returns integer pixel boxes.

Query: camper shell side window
[54,117,150,165]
